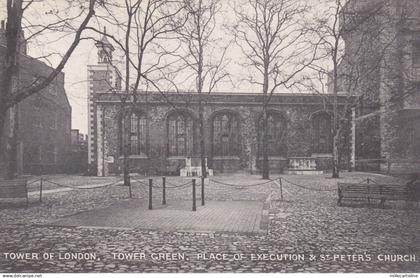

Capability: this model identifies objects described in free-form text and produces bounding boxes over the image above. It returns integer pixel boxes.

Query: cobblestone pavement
[0,172,419,273]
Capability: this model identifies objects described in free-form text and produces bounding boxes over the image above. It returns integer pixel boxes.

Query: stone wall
[92,93,349,176]
[0,45,72,176]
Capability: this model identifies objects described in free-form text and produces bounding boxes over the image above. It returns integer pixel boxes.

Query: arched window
[312,112,332,153]
[167,112,194,156]
[258,112,287,156]
[212,113,240,156]
[123,113,147,156]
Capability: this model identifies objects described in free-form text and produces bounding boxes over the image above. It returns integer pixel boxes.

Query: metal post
[350,107,356,172]
[148,179,153,210]
[39,177,43,203]
[162,177,166,205]
[192,179,196,211]
[279,178,283,202]
[201,176,205,206]
[128,176,132,198]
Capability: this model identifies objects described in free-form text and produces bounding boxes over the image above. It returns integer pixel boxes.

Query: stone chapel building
[87,35,349,176]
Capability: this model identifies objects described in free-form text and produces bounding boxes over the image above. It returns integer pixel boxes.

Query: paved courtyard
[52,200,266,234]
[0,172,419,273]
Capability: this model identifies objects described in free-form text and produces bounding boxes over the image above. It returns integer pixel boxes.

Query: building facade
[339,0,420,174]
[68,130,88,174]
[88,36,350,176]
[0,21,72,176]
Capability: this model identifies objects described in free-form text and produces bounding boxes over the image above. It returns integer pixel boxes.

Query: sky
[0,0,331,135]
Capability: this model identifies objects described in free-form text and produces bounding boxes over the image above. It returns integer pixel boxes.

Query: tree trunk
[199,101,207,178]
[123,111,130,186]
[262,58,270,180]
[123,152,130,186]
[8,105,18,179]
[332,131,340,178]
[0,102,7,162]
[0,107,12,179]
[332,54,340,178]
[262,103,269,180]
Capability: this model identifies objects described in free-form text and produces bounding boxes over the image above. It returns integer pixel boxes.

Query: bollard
[149,179,153,210]
[128,176,132,199]
[162,177,167,205]
[192,179,196,211]
[279,178,283,202]
[201,176,205,206]
[39,177,43,203]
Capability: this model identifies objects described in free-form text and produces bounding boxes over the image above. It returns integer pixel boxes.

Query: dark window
[312,112,332,153]
[125,113,147,156]
[33,101,42,128]
[258,112,287,156]
[413,43,420,66]
[50,111,58,130]
[167,113,194,156]
[34,145,42,163]
[213,113,240,156]
[404,127,419,157]
[53,146,58,164]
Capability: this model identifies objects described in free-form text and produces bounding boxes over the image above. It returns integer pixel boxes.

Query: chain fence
[43,178,123,190]
[24,174,381,207]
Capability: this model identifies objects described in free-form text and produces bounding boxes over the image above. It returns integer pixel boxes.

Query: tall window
[33,101,42,128]
[127,113,147,155]
[413,43,420,67]
[404,127,419,157]
[212,113,240,156]
[35,145,42,163]
[312,112,332,153]
[50,111,58,130]
[167,112,194,156]
[258,112,287,156]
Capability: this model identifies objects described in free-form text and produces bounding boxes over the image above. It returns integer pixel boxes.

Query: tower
[87,29,121,176]
[95,27,114,64]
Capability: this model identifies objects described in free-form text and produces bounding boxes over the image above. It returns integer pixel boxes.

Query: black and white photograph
[0,0,419,276]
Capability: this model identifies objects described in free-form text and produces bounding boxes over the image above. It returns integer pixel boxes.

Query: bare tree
[89,0,185,184]
[0,0,99,179]
[170,0,231,178]
[304,0,397,178]
[232,0,316,179]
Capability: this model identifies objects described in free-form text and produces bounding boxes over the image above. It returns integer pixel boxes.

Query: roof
[95,33,115,51]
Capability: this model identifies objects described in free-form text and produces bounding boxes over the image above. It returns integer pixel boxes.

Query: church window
[167,112,194,156]
[312,112,332,153]
[258,112,287,156]
[123,113,148,156]
[212,113,240,157]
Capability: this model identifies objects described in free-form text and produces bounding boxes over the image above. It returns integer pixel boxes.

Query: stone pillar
[96,107,104,177]
[87,69,97,175]
[241,108,257,173]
